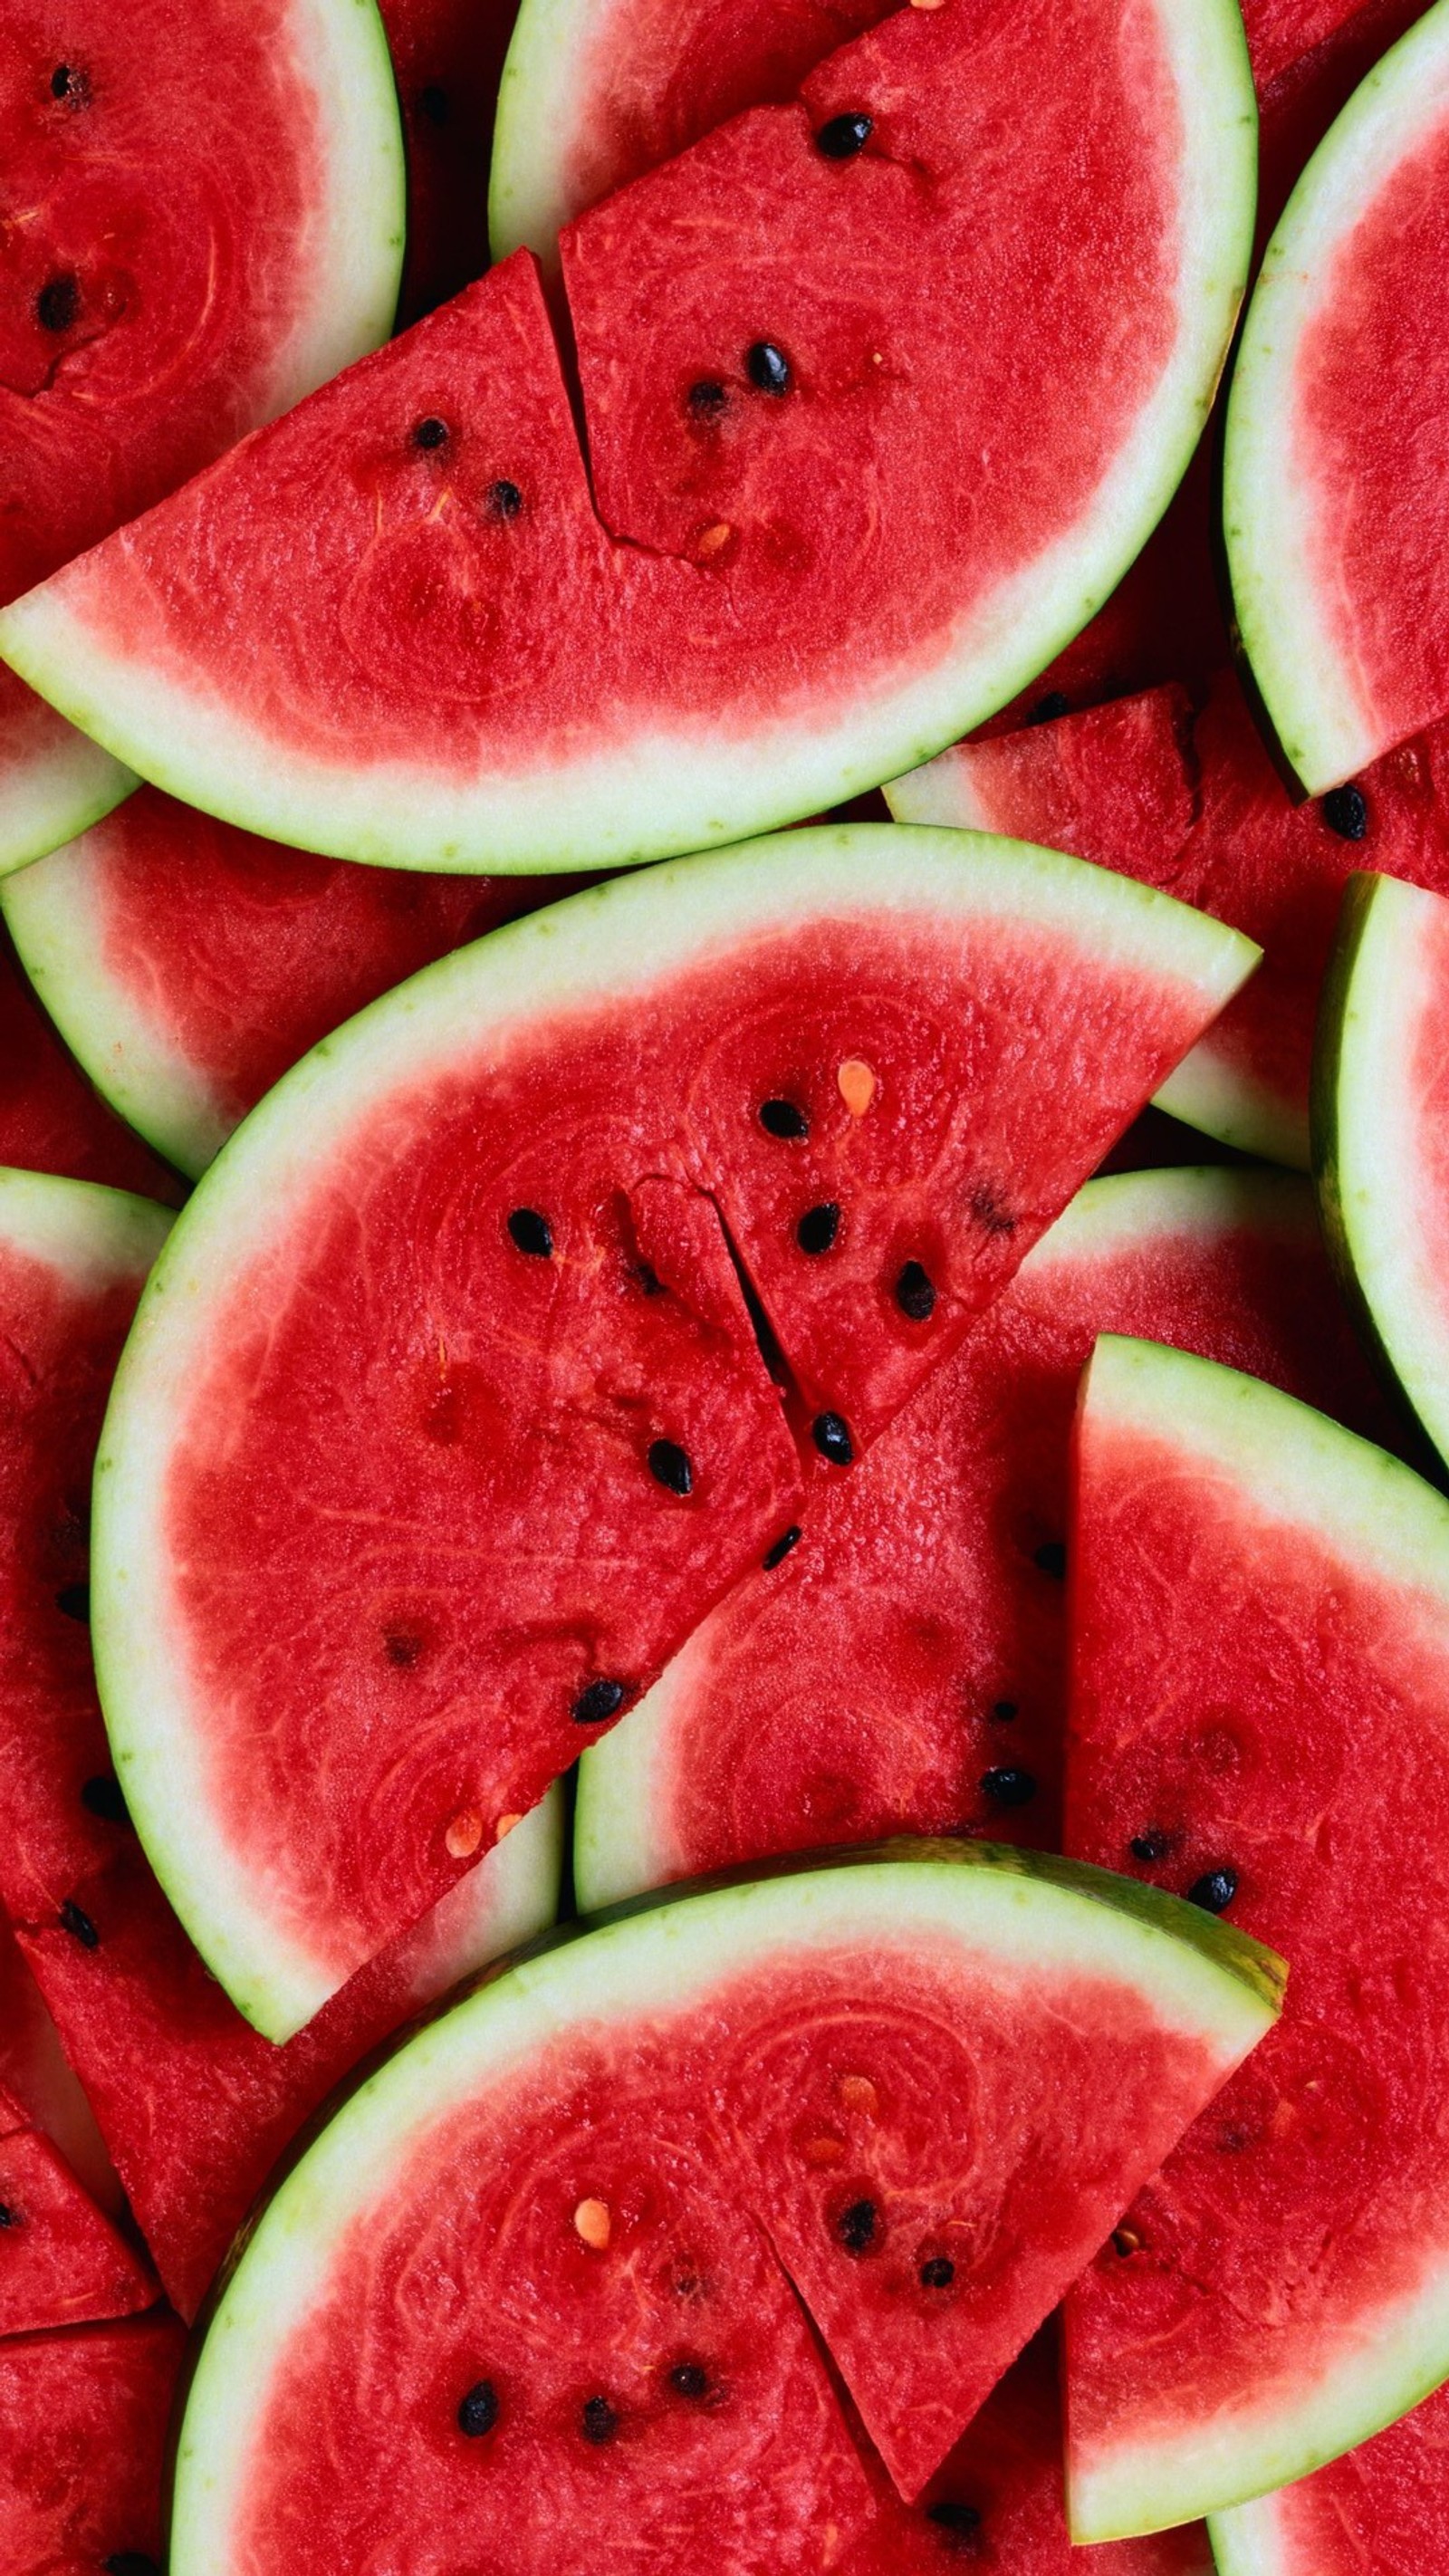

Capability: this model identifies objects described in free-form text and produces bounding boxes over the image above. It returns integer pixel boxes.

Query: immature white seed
[446,1811,484,1859]
[838,1058,877,1116]
[574,2197,612,2249]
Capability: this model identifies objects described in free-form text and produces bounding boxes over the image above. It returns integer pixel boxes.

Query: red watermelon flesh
[1,2307,186,2575]
[574,1168,1396,1908]
[1210,2376,1449,2572]
[891,688,1195,879]
[0,1914,123,2216]
[0,2081,154,2339]
[1,782,594,1177]
[0,928,181,1203]
[379,0,519,322]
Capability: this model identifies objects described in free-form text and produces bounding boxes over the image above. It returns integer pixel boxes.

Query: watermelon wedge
[168,1847,1282,2563]
[1314,871,1449,1476]
[1,785,590,1177]
[0,1160,561,2318]
[888,688,1196,882]
[1225,0,1449,793]
[0,1914,123,2218]
[1210,2379,1449,2574]
[90,828,1256,2038]
[576,1166,1396,1909]
[0,0,405,874]
[0,0,1255,873]
[0,2081,153,2339]
[1,2307,186,2573]
[1064,1337,1449,2535]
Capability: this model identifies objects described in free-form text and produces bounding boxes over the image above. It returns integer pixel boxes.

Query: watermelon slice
[1064,1337,1449,2535]
[0,927,182,1204]
[0,2080,154,2339]
[888,687,1196,881]
[0,0,405,874]
[576,1166,1396,1908]
[168,1846,1282,2562]
[1,785,591,1177]
[1210,2379,1449,2573]
[1226,0,1449,793]
[1314,870,1449,1475]
[0,0,1255,873]
[1,2307,186,2573]
[0,1159,561,2318]
[90,828,1256,2038]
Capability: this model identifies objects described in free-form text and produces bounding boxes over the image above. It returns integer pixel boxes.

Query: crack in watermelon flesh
[0,2308,186,2572]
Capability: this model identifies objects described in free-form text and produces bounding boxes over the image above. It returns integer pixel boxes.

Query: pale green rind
[574,1164,1319,1912]
[1223,0,1449,795]
[0,0,1253,873]
[1208,2493,1291,2575]
[0,716,136,879]
[1155,1033,1309,1172]
[0,1162,173,1288]
[1312,871,1449,1477]
[884,748,996,833]
[90,825,1259,2039]
[402,1785,567,2003]
[1,829,232,1181]
[168,1845,1282,2575]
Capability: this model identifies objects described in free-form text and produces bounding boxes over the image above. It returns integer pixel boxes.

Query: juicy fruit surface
[0,925,181,1202]
[889,687,1195,883]
[0,0,1251,867]
[1,2308,186,2574]
[1211,2377,1449,2572]
[576,1169,1396,1907]
[1066,1343,1449,2528]
[0,2076,152,2336]
[1,783,591,1175]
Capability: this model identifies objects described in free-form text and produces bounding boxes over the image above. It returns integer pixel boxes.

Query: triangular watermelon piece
[0,2080,153,2338]
[1,2308,186,2571]
[0,1908,123,2218]
[1064,1337,1449,2534]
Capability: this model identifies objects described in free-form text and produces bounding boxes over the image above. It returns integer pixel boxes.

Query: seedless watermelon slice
[0,0,405,872]
[1210,2380,1449,2573]
[91,828,1256,2039]
[168,1848,1281,2563]
[1065,1338,1449,2535]
[0,0,1255,872]
[1314,871,1449,1475]
[1225,0,1449,792]
[575,1166,1396,1909]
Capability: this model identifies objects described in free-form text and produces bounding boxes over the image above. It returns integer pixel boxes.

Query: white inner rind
[0,1164,173,1288]
[1209,2488,1295,2575]
[0,714,136,881]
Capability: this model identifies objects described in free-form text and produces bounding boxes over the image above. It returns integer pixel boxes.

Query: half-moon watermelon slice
[1313,870,1449,1476]
[0,0,1255,872]
[168,1846,1281,2562]
[1064,1337,1449,2535]
[1,2308,187,2574]
[1,785,591,1178]
[90,828,1256,2039]
[1225,0,1449,793]
[0,0,406,874]
[1210,2379,1449,2575]
[576,1165,1396,1910]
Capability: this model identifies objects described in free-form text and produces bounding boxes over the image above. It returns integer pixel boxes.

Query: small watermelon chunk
[1210,2379,1449,2573]
[0,2307,186,2572]
[1226,3,1449,791]
[0,1916,123,2216]
[888,687,1196,880]
[167,1848,1281,2567]
[1,784,592,1177]
[1314,870,1449,1479]
[576,1166,1396,1908]
[0,2081,153,2339]
[1065,1338,1449,2534]
[91,830,1256,2039]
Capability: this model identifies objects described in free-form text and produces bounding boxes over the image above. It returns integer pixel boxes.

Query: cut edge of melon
[1223,0,1449,795]
[1155,1033,1309,1172]
[89,826,1260,2039]
[168,1843,1283,2572]
[399,1783,568,2001]
[1,831,231,1181]
[0,719,137,880]
[1206,2491,1292,2575]
[1312,870,1449,1473]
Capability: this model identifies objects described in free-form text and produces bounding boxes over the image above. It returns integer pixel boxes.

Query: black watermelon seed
[572,1678,627,1727]
[1028,691,1070,726]
[456,2379,499,2437]
[759,1097,808,1139]
[687,380,729,420]
[763,1525,801,1570]
[1188,1868,1239,1915]
[55,1582,90,1620]
[1111,2225,1142,2256]
[816,111,873,157]
[417,82,449,123]
[412,416,448,450]
[36,275,80,333]
[0,2204,15,2228]
[812,1413,854,1466]
[104,2560,162,2576]
[836,2197,878,2254]
[991,1699,1018,1721]
[1032,1541,1066,1579]
[487,478,523,520]
[746,341,791,395]
[648,1438,694,1496]
[581,2395,619,2444]
[52,63,90,102]
[1130,1830,1169,1864]
[668,2361,710,2398]
[895,1260,936,1321]
[926,2501,982,2534]
[797,1201,840,1254]
[919,2256,955,2288]
[632,1262,665,1296]
[60,1899,99,1949]
[507,1207,552,1257]
[981,1766,1037,1809]
[1321,783,1367,841]
[82,1774,130,1826]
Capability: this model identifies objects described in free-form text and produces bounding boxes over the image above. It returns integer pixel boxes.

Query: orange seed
[838,1058,877,1117]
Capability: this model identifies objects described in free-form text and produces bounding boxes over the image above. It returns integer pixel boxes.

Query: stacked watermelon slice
[5,0,1449,2568]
